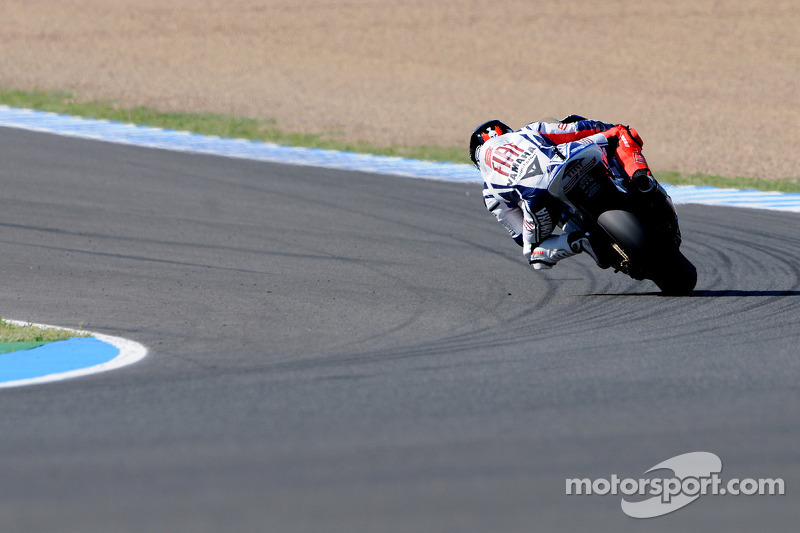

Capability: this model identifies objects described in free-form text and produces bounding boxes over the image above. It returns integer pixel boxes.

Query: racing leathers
[478,118,651,269]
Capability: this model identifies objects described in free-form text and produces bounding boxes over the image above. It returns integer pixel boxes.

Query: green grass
[0,317,88,343]
[1,87,798,192]
[654,171,800,193]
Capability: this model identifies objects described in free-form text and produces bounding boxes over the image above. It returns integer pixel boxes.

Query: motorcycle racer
[470,115,654,269]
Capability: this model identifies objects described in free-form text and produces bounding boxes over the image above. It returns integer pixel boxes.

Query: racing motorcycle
[549,142,697,295]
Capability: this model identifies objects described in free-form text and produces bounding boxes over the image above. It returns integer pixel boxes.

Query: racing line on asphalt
[0,105,798,388]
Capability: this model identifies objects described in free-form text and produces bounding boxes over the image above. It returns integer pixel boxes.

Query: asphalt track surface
[1,126,798,532]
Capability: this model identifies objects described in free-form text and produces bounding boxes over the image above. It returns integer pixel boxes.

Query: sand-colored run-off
[1,0,797,179]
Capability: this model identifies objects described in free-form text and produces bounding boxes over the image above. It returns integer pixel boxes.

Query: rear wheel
[596,210,697,295]
[650,250,697,295]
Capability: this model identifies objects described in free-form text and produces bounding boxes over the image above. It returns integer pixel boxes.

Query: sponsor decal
[534,207,553,237]
[517,155,543,182]
[488,142,525,178]
[561,155,596,192]
[483,146,494,168]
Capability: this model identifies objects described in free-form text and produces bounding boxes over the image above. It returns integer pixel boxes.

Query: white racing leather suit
[478,118,615,269]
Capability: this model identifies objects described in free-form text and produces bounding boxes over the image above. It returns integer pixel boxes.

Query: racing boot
[577,231,612,269]
[530,231,595,270]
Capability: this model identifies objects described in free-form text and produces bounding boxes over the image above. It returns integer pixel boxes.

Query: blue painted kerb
[0,337,119,382]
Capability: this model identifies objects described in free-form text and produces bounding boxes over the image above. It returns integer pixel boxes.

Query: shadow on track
[689,289,800,297]
[589,290,800,297]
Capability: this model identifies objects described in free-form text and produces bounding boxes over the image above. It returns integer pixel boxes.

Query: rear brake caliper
[611,243,631,274]
[611,244,646,280]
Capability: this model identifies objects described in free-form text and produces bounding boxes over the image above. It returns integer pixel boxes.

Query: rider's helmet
[469,120,513,168]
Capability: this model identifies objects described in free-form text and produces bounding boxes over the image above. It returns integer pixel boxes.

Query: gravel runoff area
[1,0,798,180]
